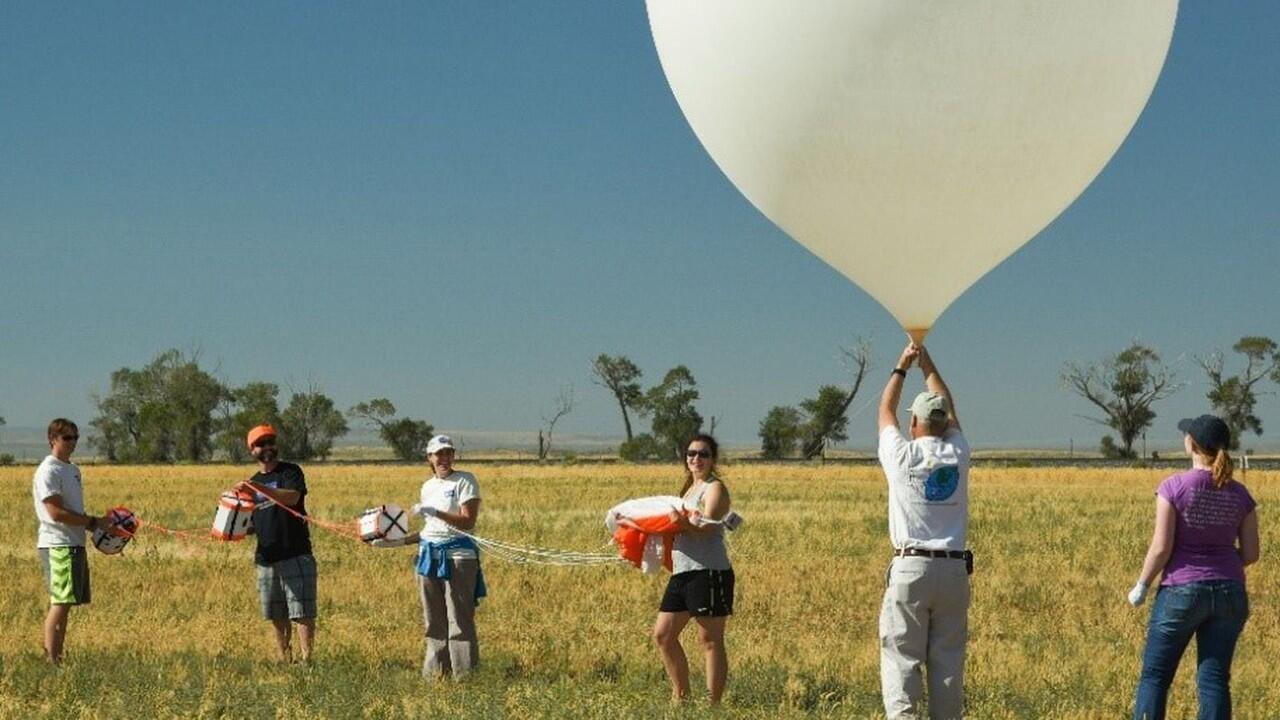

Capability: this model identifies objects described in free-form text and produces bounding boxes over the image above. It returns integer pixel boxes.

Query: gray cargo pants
[418,557,479,678]
[879,555,970,719]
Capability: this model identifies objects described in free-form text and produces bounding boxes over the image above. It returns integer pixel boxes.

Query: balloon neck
[906,328,929,345]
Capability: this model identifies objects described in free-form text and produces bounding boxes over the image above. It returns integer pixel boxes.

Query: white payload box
[359,503,408,543]
[92,506,139,555]
[212,489,256,541]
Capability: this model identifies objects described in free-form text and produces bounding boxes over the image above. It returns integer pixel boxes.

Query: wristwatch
[891,368,908,378]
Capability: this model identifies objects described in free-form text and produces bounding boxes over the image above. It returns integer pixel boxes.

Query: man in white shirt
[876,344,972,720]
[31,418,108,665]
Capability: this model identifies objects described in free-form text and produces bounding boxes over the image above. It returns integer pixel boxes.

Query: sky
[2,2,1277,453]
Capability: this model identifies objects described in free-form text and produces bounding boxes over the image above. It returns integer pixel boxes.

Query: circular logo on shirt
[924,465,959,501]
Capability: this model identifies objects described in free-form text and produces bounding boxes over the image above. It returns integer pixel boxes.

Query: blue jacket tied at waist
[416,536,487,603]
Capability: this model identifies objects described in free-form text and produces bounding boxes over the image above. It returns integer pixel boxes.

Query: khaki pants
[418,557,479,678]
[879,556,970,719]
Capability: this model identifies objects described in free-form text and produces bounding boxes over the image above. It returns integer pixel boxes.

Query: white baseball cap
[426,435,456,454]
[910,391,949,422]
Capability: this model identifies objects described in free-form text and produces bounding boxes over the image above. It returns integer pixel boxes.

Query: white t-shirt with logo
[878,426,970,552]
[419,471,481,558]
[32,455,87,548]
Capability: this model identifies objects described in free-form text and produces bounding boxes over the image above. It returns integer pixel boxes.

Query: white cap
[910,391,949,422]
[426,435,455,454]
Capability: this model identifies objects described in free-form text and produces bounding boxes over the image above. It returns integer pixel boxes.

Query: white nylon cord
[452,529,625,567]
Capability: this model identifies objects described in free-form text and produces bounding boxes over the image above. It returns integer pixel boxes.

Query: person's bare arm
[435,498,480,532]
[917,346,960,431]
[1239,510,1260,566]
[370,530,421,548]
[41,495,104,530]
[1136,496,1178,585]
[238,481,302,508]
[673,482,730,536]
[879,344,919,431]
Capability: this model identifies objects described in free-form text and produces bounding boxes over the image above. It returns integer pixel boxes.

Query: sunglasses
[686,449,712,459]
[61,434,80,441]
[253,439,277,448]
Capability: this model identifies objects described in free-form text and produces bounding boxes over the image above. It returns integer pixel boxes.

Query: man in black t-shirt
[237,424,317,663]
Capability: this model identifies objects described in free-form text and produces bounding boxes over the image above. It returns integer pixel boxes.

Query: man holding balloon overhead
[877,345,971,720]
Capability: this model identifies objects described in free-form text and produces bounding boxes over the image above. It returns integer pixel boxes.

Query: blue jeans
[1133,580,1249,720]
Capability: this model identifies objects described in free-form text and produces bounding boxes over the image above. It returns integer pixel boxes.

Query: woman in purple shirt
[1128,415,1260,720]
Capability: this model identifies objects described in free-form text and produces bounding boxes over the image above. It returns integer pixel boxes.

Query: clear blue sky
[2,2,1277,451]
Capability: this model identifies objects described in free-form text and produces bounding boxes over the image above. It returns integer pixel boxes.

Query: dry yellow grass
[0,463,1275,718]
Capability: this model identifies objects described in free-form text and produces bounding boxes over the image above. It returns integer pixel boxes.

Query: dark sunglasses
[61,434,80,441]
[686,449,712,459]
[253,438,277,448]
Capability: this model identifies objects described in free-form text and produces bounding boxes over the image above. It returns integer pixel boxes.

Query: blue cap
[1177,415,1230,454]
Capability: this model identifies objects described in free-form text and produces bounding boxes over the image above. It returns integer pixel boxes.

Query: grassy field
[0,463,1274,719]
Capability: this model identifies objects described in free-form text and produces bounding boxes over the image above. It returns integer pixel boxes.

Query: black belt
[894,547,967,560]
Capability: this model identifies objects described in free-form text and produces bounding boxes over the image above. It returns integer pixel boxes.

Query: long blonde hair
[1192,439,1234,488]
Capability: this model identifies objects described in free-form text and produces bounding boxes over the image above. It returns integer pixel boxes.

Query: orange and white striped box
[211,490,256,541]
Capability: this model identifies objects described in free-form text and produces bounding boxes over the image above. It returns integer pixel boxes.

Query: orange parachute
[605,495,687,574]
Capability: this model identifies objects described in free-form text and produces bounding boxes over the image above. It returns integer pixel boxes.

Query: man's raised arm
[879,344,920,431]
[917,346,960,431]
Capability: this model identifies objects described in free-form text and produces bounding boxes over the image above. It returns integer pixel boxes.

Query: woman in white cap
[1129,414,1259,719]
[370,434,486,678]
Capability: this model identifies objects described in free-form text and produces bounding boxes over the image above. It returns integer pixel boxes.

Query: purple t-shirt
[1158,469,1256,586]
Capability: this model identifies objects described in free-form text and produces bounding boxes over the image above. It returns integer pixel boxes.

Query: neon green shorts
[39,547,91,605]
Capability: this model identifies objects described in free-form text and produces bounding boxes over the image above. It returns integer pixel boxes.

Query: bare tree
[538,386,576,460]
[1062,343,1183,458]
[800,338,872,460]
[1197,336,1279,450]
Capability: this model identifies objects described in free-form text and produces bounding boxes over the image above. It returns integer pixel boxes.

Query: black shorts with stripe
[660,568,734,617]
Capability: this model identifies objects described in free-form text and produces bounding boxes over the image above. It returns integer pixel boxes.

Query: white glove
[1128,581,1149,607]
[368,536,407,548]
[411,503,438,518]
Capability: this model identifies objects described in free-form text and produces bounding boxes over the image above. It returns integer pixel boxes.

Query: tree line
[593,339,871,461]
[1061,336,1280,458]
[7,335,1276,465]
[593,335,1279,462]
[82,341,876,464]
[87,349,433,463]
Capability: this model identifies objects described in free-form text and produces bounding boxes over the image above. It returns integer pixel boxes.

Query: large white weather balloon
[647,1,1177,340]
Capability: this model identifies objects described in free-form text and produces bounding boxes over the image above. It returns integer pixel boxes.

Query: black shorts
[659,569,734,617]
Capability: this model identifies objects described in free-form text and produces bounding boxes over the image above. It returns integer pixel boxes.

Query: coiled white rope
[454,529,625,566]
